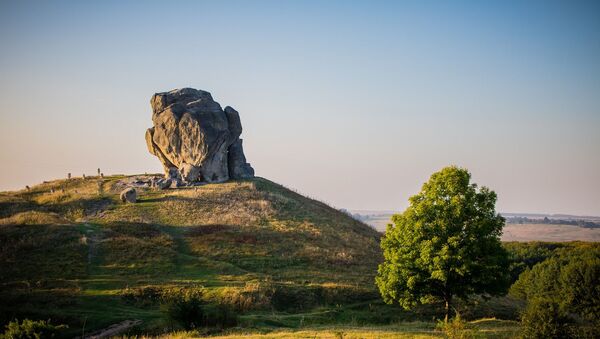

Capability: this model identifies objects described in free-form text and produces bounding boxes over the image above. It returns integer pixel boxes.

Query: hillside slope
[0,175,382,335]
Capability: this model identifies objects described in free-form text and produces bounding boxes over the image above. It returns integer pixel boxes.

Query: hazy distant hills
[349,210,600,242]
[344,210,399,232]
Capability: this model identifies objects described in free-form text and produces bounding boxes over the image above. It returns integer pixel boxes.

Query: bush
[211,281,274,312]
[162,288,206,330]
[121,285,164,306]
[435,313,478,339]
[520,298,572,339]
[1,319,67,339]
[161,287,237,330]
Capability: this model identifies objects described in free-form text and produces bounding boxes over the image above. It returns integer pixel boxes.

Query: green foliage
[503,242,566,283]
[509,257,562,302]
[376,166,510,320]
[162,288,206,330]
[560,254,600,322]
[1,319,67,339]
[209,281,275,312]
[121,285,207,307]
[510,247,600,326]
[519,298,572,339]
[160,287,238,330]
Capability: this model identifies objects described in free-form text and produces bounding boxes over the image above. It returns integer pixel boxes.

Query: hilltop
[0,175,384,335]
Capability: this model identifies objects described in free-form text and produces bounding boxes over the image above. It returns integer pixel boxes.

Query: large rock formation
[145,88,254,183]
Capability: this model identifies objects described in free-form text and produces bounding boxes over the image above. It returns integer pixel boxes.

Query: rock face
[145,88,254,183]
[120,188,137,203]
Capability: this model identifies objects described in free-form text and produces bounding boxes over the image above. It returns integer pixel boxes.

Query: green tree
[509,254,563,301]
[520,298,572,339]
[560,256,600,322]
[375,166,510,321]
[510,247,600,325]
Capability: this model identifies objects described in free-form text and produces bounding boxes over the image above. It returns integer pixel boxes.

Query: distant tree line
[505,216,600,229]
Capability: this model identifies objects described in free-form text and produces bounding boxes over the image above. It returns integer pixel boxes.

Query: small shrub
[159,287,238,330]
[162,288,205,330]
[1,319,67,339]
[121,285,164,306]
[211,281,274,312]
[435,313,478,339]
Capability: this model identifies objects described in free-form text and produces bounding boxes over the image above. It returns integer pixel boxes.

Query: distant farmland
[351,211,600,242]
[502,223,600,242]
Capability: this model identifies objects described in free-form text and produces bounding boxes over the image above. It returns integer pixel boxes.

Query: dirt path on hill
[84,319,142,338]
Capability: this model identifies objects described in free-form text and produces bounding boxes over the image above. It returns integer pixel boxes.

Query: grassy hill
[0,175,527,337]
[0,175,388,334]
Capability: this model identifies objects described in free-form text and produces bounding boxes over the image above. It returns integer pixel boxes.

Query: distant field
[357,215,393,232]
[502,223,600,242]
[352,211,600,242]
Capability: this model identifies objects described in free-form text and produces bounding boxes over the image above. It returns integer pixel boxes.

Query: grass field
[160,318,521,338]
[502,223,600,242]
[356,211,600,242]
[0,175,529,337]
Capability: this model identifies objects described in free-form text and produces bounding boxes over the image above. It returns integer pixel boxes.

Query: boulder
[120,188,137,203]
[151,177,172,190]
[145,88,254,184]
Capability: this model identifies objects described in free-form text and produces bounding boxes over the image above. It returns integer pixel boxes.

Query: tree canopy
[510,246,600,324]
[375,166,510,321]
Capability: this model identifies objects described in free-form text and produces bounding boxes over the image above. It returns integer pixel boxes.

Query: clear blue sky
[1,1,599,215]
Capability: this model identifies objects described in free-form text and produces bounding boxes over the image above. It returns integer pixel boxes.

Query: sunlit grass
[156,321,518,339]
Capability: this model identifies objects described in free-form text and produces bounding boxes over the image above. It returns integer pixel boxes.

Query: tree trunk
[444,295,452,323]
[444,299,449,323]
